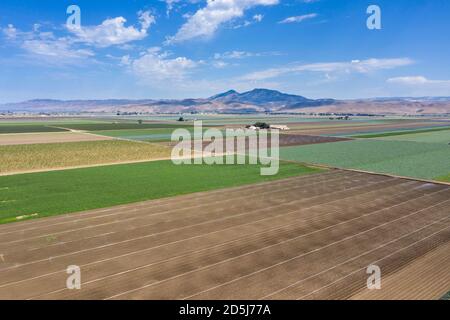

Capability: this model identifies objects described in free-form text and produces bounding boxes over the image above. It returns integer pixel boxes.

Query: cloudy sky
[0,0,449,103]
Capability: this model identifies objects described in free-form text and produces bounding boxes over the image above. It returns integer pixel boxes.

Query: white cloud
[242,58,414,81]
[168,0,278,43]
[120,55,131,66]
[2,24,17,39]
[2,11,153,65]
[163,0,180,15]
[213,60,229,68]
[213,50,280,60]
[386,76,450,96]
[22,38,94,60]
[214,50,254,59]
[129,48,197,82]
[2,24,95,64]
[70,11,155,47]
[387,76,450,86]
[253,14,264,22]
[232,13,265,29]
[162,0,202,16]
[278,13,318,24]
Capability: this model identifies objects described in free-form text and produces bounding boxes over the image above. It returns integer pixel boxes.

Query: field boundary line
[0,156,175,177]
[0,171,353,238]
[0,170,337,231]
[278,159,450,186]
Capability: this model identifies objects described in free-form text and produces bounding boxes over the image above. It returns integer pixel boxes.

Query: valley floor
[0,170,448,300]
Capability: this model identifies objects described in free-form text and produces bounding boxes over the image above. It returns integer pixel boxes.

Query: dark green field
[0,159,320,224]
[0,125,68,134]
[350,126,450,138]
[60,123,197,131]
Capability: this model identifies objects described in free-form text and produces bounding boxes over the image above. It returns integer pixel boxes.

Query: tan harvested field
[0,132,112,146]
[0,140,171,175]
[0,170,448,300]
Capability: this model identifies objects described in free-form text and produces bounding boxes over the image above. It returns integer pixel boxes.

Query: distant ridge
[210,88,335,109]
[1,89,449,115]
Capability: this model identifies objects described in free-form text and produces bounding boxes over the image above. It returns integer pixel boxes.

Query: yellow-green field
[436,173,450,183]
[0,140,171,174]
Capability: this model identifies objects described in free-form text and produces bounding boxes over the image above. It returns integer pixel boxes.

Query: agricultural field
[0,170,448,299]
[0,115,448,301]
[279,139,450,180]
[0,159,319,223]
[94,127,205,142]
[115,114,391,126]
[0,124,68,134]
[0,119,110,134]
[373,128,450,144]
[0,140,171,174]
[351,126,450,139]
[0,119,196,134]
[436,174,450,183]
[351,242,450,300]
[59,122,196,131]
[2,0,450,303]
[290,121,450,137]
[93,127,277,143]
[0,132,113,146]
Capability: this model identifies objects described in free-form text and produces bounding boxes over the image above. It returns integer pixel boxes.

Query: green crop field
[436,173,450,183]
[59,123,196,131]
[279,139,450,180]
[0,125,68,134]
[375,129,450,144]
[94,127,254,142]
[350,126,450,138]
[0,140,171,174]
[93,128,198,142]
[94,128,179,137]
[0,119,116,134]
[0,160,320,224]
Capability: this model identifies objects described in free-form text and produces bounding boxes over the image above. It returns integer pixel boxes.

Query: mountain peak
[237,88,309,105]
[207,88,320,107]
[209,90,239,100]
[246,88,282,94]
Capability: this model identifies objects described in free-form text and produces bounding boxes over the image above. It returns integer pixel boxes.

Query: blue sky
[0,0,449,103]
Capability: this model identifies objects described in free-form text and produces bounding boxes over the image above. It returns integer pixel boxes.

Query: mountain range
[1,89,450,115]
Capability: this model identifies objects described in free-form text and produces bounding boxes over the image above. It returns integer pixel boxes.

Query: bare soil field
[0,132,112,146]
[350,242,450,300]
[0,170,448,300]
[277,134,351,146]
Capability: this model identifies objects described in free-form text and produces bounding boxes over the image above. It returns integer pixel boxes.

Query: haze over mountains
[1,89,450,115]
